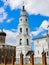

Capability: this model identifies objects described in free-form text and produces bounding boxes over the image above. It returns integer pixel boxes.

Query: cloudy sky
[0,0,49,49]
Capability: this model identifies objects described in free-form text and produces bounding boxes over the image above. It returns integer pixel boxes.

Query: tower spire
[20,0,26,16]
[22,0,25,11]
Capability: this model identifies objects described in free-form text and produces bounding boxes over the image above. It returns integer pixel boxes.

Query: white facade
[16,5,32,64]
[34,32,49,64]
[34,37,48,57]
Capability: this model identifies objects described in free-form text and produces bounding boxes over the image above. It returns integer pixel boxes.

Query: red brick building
[0,30,16,64]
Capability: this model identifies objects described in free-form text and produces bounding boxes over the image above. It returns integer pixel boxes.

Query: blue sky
[0,0,49,50]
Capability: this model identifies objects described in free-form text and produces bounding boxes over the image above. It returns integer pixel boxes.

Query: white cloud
[31,20,49,36]
[31,30,41,36]
[42,33,47,36]
[11,29,17,32]
[3,0,49,16]
[40,20,49,30]
[25,0,49,16]
[6,18,14,23]
[3,0,22,9]
[0,7,7,22]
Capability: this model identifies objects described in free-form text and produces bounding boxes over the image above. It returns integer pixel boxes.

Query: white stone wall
[34,57,49,64]
[34,37,48,57]
[16,45,31,58]
[34,36,49,64]
[16,45,31,64]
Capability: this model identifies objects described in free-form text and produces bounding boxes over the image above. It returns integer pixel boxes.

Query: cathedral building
[16,4,32,64]
[33,26,49,64]
[0,30,16,63]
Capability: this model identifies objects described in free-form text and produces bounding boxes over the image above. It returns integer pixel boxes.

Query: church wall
[34,37,48,57]
[34,57,49,64]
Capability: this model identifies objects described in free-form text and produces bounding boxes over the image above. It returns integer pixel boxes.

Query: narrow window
[20,39,22,45]
[38,50,39,54]
[26,28,28,35]
[47,51,48,56]
[26,19,27,21]
[20,28,22,33]
[27,39,29,45]
[20,19,22,21]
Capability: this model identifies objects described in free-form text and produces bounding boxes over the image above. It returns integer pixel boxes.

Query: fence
[16,58,30,64]
[0,50,47,65]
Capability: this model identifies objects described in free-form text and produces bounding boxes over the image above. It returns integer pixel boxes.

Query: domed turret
[0,30,6,36]
[0,29,6,44]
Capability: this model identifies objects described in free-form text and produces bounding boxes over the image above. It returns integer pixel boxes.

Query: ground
[0,64,49,65]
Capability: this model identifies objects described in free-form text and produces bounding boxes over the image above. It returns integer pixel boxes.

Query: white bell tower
[16,3,32,64]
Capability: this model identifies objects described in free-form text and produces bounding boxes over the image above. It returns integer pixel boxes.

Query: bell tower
[16,2,32,64]
[0,29,6,45]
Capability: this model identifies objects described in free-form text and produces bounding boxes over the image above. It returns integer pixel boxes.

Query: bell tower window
[20,39,22,45]
[26,28,28,35]
[20,19,22,21]
[25,19,27,21]
[20,28,22,33]
[27,39,29,45]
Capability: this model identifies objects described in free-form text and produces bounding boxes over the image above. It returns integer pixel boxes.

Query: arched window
[20,28,22,33]
[26,28,28,35]
[20,19,22,21]
[25,19,27,21]
[27,39,29,45]
[20,39,22,45]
